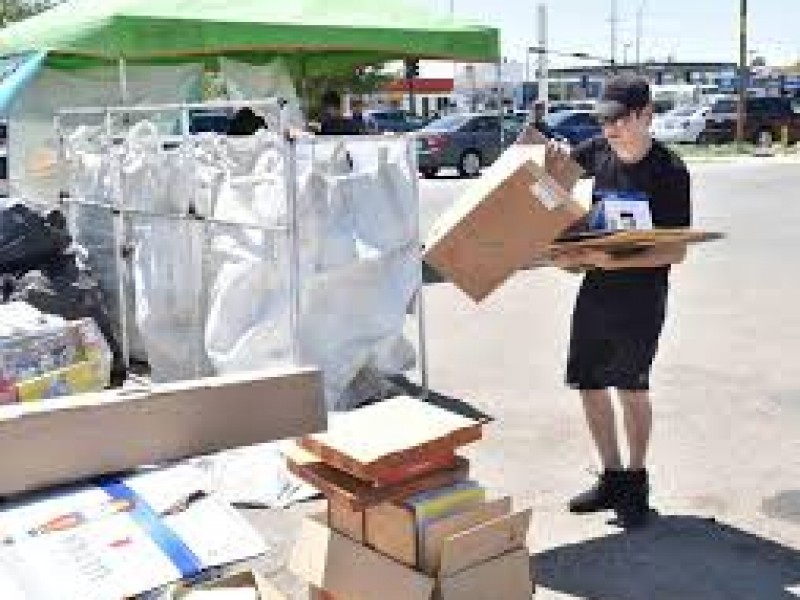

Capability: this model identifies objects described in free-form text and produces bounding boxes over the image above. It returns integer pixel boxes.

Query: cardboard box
[0,366,326,497]
[363,483,486,568]
[423,143,587,301]
[290,515,532,600]
[286,443,471,511]
[297,396,482,485]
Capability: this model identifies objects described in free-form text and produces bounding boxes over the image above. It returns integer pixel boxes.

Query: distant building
[360,78,455,117]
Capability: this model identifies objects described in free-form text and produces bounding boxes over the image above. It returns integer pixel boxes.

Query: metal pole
[736,0,748,145]
[609,0,618,67]
[284,135,302,365]
[537,3,549,107]
[406,135,428,400]
[106,109,131,371]
[118,58,128,105]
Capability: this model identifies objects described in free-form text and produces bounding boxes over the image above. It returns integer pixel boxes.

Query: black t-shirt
[570,136,691,299]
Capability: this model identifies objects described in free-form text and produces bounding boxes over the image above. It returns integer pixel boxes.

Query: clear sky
[427,0,798,72]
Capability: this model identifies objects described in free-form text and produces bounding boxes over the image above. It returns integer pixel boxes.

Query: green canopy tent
[0,0,499,73]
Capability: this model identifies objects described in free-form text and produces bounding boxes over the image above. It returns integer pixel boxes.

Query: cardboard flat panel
[290,516,434,600]
[285,444,470,511]
[550,228,724,255]
[297,397,481,484]
[365,502,418,567]
[436,549,532,600]
[438,509,532,577]
[0,366,325,497]
[420,497,512,575]
[423,145,587,302]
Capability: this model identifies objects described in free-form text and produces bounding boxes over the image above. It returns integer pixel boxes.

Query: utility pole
[736,0,747,144]
[635,1,646,70]
[537,3,548,106]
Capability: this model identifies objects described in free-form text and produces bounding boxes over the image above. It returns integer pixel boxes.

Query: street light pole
[736,0,747,145]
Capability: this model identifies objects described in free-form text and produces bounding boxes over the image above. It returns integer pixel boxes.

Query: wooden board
[438,509,532,578]
[419,497,512,576]
[364,502,418,567]
[284,444,470,511]
[296,397,482,484]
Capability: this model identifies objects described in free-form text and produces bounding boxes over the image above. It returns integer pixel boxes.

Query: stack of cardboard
[286,396,533,600]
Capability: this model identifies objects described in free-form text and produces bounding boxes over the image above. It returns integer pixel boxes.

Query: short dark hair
[596,74,651,121]
[321,90,342,109]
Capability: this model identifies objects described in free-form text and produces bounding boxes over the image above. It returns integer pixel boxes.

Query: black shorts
[566,281,667,391]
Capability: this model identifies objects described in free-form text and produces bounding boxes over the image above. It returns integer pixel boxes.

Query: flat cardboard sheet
[419,497,512,575]
[297,397,481,484]
[435,548,533,600]
[549,228,724,255]
[0,366,326,497]
[285,444,470,510]
[423,143,586,301]
[438,509,532,577]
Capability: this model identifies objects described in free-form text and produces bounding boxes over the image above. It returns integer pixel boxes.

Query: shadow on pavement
[534,515,800,600]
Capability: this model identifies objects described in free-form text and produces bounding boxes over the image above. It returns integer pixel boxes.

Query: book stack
[285,396,534,600]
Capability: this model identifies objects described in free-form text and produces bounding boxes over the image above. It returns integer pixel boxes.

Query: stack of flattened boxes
[286,396,534,600]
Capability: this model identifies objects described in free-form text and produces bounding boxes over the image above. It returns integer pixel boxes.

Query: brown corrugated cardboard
[291,516,533,600]
[297,397,481,485]
[0,366,326,497]
[548,228,725,256]
[328,496,366,542]
[435,548,533,600]
[419,497,512,575]
[364,502,418,567]
[290,515,435,600]
[423,144,587,302]
[286,442,470,511]
[438,509,532,577]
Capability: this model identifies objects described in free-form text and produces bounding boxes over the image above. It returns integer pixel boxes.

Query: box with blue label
[587,190,654,232]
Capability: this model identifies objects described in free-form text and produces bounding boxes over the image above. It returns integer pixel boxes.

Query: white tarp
[8,63,203,203]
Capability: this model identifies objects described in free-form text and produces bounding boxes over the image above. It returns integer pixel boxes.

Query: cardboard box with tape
[423,143,586,301]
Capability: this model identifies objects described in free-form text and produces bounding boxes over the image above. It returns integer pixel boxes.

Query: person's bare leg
[580,389,623,470]
[618,389,652,470]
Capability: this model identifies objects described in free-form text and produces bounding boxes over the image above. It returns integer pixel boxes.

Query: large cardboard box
[290,513,533,600]
[0,366,326,497]
[423,143,587,301]
[297,396,482,485]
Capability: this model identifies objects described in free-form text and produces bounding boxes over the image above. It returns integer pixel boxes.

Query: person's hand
[551,248,590,271]
[577,248,616,270]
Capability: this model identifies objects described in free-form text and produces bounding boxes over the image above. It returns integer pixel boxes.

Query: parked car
[704,96,800,144]
[651,105,711,143]
[363,109,426,133]
[543,110,602,146]
[416,113,522,178]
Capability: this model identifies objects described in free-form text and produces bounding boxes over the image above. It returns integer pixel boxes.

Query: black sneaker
[614,469,651,528]
[569,469,627,514]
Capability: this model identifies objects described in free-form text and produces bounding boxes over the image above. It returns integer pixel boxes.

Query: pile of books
[285,396,533,600]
